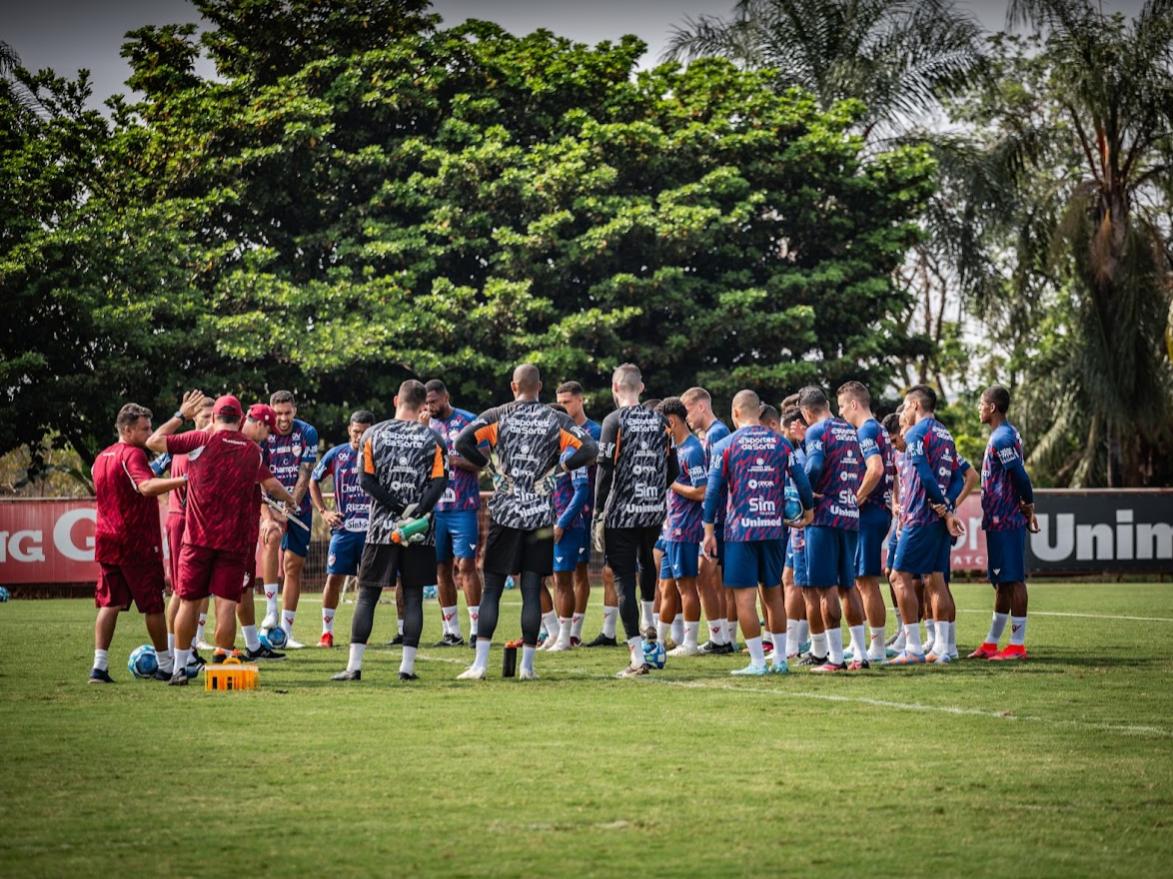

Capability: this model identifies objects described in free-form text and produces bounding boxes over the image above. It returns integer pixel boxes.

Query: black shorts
[604,525,662,577]
[357,543,435,590]
[483,521,554,577]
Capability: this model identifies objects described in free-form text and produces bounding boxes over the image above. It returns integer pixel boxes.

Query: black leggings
[615,564,656,641]
[352,583,422,649]
[477,570,543,647]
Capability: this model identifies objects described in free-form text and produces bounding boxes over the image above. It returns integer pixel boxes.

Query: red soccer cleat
[318,632,334,648]
[990,644,1028,661]
[967,642,999,659]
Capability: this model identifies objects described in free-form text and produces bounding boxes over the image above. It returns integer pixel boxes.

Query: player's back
[857,418,896,513]
[805,416,862,529]
[92,442,162,563]
[981,422,1027,530]
[363,419,445,544]
[182,430,268,552]
[719,425,794,542]
[601,404,671,529]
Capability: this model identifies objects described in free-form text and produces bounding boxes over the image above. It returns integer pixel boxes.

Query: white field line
[956,608,1173,623]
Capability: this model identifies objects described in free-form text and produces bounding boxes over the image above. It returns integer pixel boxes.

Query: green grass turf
[1,582,1172,878]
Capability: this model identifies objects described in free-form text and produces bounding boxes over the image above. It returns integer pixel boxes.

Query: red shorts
[166,513,185,588]
[95,560,166,614]
[176,543,249,603]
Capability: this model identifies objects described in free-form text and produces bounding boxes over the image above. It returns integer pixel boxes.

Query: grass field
[1,581,1172,878]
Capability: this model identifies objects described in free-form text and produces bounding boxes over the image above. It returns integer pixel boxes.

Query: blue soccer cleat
[730,663,769,677]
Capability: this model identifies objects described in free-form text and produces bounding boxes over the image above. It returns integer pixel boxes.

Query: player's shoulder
[453,407,476,424]
[708,419,730,440]
[991,422,1018,446]
[858,417,881,439]
[585,418,602,440]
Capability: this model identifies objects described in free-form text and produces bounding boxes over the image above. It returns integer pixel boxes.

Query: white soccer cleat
[668,643,701,657]
[261,610,280,631]
[518,667,538,680]
[284,638,305,650]
[456,666,487,681]
[545,640,570,653]
[196,639,216,651]
[866,650,887,665]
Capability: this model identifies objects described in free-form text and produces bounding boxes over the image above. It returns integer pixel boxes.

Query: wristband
[172,410,184,421]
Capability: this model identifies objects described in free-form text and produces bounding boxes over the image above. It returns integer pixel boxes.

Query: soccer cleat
[331,669,362,681]
[668,643,701,657]
[663,638,678,652]
[284,638,306,650]
[569,636,581,648]
[866,650,887,665]
[797,653,828,667]
[518,667,538,681]
[797,639,811,655]
[889,651,926,665]
[545,640,570,653]
[730,663,769,677]
[212,649,242,664]
[153,668,175,682]
[770,659,790,675]
[398,672,419,681]
[456,666,487,681]
[698,640,736,655]
[88,668,115,684]
[387,633,404,646]
[968,642,999,659]
[260,610,279,631]
[168,670,189,686]
[188,649,207,669]
[990,644,1028,662]
[432,633,465,648]
[811,661,849,673]
[196,638,216,651]
[318,632,334,648]
[615,663,650,678]
[925,651,952,665]
[584,633,618,648]
[847,658,870,671]
[243,645,286,662]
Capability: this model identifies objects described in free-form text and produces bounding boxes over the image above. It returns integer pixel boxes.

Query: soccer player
[148,394,296,685]
[310,410,376,648]
[882,411,910,655]
[150,393,214,658]
[425,380,483,648]
[594,364,678,678]
[454,364,597,680]
[556,381,608,648]
[89,403,190,683]
[889,385,963,665]
[837,381,897,664]
[798,386,865,672]
[781,408,814,660]
[260,390,319,647]
[547,403,592,651]
[332,381,448,682]
[681,386,734,654]
[703,390,814,675]
[969,385,1036,661]
[656,397,707,656]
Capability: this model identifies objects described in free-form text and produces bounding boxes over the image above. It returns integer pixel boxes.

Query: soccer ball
[260,626,288,650]
[783,484,804,524]
[128,645,159,679]
[422,585,438,600]
[643,638,667,670]
[0,586,9,602]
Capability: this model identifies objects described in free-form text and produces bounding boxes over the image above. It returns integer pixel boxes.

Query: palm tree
[664,0,986,139]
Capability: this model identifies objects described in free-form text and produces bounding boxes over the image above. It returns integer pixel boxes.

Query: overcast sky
[2,0,1148,109]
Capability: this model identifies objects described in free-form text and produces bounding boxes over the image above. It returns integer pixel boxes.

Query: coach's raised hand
[179,389,207,420]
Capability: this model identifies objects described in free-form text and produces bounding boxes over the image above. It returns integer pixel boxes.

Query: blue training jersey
[803,416,862,530]
[704,424,812,542]
[582,417,602,521]
[981,421,1031,531]
[312,442,369,533]
[664,434,706,544]
[265,418,319,516]
[788,445,808,551]
[900,417,958,529]
[857,417,895,514]
[430,407,481,512]
[700,419,731,525]
[553,449,591,531]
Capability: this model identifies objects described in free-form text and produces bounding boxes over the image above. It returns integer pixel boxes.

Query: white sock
[763,630,774,651]
[1009,615,1027,646]
[849,624,867,659]
[571,612,585,639]
[628,635,645,667]
[174,647,192,672]
[602,605,618,639]
[684,621,699,648]
[923,618,935,647]
[724,619,737,644]
[167,633,175,655]
[640,600,655,631]
[746,636,766,667]
[541,610,558,641]
[195,613,207,644]
[784,620,798,656]
[797,619,809,645]
[157,647,174,674]
[657,619,671,643]
[811,631,828,658]
[397,618,405,636]
[557,617,572,647]
[473,637,491,671]
[442,605,461,639]
[322,608,335,635]
[891,628,907,651]
[242,625,261,652]
[521,645,536,674]
[934,620,949,655]
[281,610,296,638]
[93,649,109,671]
[263,584,279,614]
[986,612,1009,644]
[869,626,885,657]
[671,613,684,644]
[347,642,366,672]
[707,620,725,645]
[904,622,923,654]
[468,605,480,636]
[400,646,417,675]
[947,621,957,654]
[826,628,844,664]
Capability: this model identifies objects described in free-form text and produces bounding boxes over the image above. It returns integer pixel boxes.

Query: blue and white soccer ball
[0,586,9,602]
[128,644,159,679]
[422,585,438,600]
[783,484,804,524]
[260,626,288,650]
[643,638,667,670]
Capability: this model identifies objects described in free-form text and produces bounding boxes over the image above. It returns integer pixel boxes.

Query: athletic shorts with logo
[434,509,479,563]
[280,509,314,558]
[658,540,699,580]
[554,526,589,573]
[893,520,951,576]
[326,529,365,577]
[986,526,1027,584]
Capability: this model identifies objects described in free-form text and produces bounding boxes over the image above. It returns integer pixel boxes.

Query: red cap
[212,394,242,419]
[247,403,276,429]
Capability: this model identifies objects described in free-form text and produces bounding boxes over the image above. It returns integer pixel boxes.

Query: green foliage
[0,2,931,466]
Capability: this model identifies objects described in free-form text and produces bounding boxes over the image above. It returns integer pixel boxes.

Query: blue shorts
[886,526,899,572]
[856,507,893,578]
[787,531,809,586]
[893,521,950,576]
[804,525,859,589]
[554,526,589,573]
[661,541,700,580]
[326,529,365,576]
[434,510,479,563]
[986,527,1027,584]
[723,539,786,588]
[281,509,313,558]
